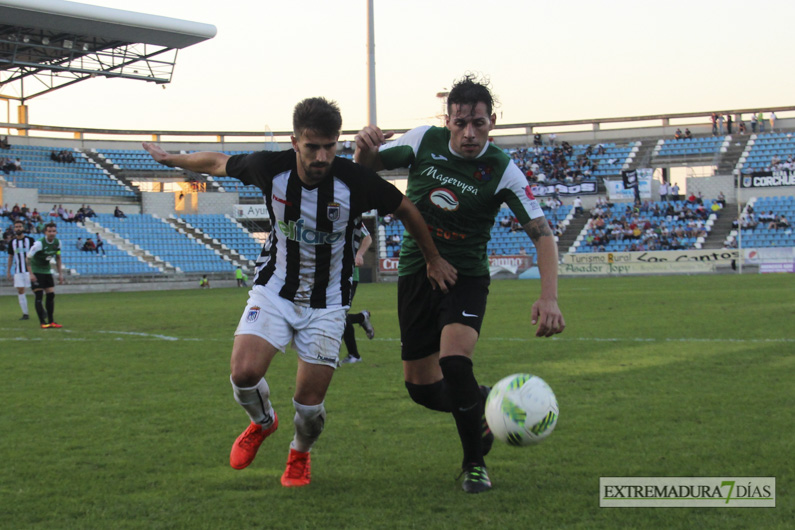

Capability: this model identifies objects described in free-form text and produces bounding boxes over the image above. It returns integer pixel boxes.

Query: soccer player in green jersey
[26,222,64,329]
[355,74,566,493]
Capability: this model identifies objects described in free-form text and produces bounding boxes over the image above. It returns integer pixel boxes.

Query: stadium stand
[739,133,795,173]
[573,199,720,253]
[2,145,136,197]
[92,213,236,273]
[725,195,794,248]
[655,136,727,157]
[504,142,637,182]
[175,214,262,263]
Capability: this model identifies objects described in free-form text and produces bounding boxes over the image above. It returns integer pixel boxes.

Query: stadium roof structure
[0,0,216,102]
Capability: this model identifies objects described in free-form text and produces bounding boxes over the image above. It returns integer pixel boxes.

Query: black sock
[439,355,484,467]
[342,322,359,358]
[347,312,364,325]
[45,292,55,323]
[405,380,452,412]
[34,291,47,324]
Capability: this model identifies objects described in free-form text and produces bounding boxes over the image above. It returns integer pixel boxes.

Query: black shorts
[397,268,490,361]
[31,273,54,291]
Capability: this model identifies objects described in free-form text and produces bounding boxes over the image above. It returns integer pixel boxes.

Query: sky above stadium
[7,0,795,134]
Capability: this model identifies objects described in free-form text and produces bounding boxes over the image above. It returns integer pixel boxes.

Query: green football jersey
[378,126,545,276]
[29,236,61,274]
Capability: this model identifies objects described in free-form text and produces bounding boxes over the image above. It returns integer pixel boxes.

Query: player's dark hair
[44,222,56,230]
[293,97,342,138]
[447,73,497,116]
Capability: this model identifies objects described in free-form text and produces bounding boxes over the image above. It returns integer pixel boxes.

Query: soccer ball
[485,373,559,446]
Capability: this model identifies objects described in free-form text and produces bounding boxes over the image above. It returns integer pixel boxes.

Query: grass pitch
[1,274,793,529]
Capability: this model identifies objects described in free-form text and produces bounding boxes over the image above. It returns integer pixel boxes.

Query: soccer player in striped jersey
[142,97,456,488]
[355,74,566,493]
[6,220,35,320]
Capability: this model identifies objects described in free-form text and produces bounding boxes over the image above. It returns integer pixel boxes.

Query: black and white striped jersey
[226,150,403,308]
[7,235,34,274]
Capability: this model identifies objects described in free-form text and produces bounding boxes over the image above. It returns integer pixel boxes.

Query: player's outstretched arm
[353,126,392,171]
[142,142,230,177]
[524,217,565,337]
[392,196,457,293]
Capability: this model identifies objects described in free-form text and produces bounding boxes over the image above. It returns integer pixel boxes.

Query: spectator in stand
[82,238,97,253]
[659,181,669,202]
[573,196,584,217]
[83,205,96,218]
[0,136,10,149]
[674,128,682,140]
[670,183,680,200]
[751,113,758,133]
[727,115,733,135]
[95,233,106,256]
[758,111,765,133]
[738,121,746,135]
[718,114,725,135]
[769,111,776,132]
[770,214,789,230]
[76,237,84,251]
[684,128,692,140]
[114,206,127,218]
[711,113,718,136]
[533,133,542,147]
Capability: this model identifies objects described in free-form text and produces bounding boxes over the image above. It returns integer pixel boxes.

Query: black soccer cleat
[460,464,492,494]
[479,385,494,456]
[20,314,29,320]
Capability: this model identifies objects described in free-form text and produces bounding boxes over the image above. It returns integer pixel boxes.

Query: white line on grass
[1,327,790,344]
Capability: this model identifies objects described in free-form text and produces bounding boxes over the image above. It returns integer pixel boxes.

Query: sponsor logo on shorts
[316,353,337,363]
[429,188,459,211]
[246,306,261,323]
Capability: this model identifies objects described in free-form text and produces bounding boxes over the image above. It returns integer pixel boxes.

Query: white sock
[291,399,326,453]
[231,376,275,427]
[18,294,28,315]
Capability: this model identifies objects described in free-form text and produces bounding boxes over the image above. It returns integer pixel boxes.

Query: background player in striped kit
[6,219,35,320]
[143,97,456,488]
[340,223,375,364]
[355,74,565,493]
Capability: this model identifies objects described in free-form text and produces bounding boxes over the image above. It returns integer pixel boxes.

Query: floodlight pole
[366,0,377,126]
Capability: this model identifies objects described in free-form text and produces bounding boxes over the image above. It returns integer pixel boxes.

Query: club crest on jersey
[473,164,493,182]
[326,202,341,221]
[524,185,536,200]
[429,188,459,211]
[246,306,261,323]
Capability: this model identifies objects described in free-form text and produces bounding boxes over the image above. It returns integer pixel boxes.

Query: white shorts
[13,273,31,289]
[235,285,348,368]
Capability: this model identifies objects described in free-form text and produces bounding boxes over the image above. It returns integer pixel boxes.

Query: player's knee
[293,399,326,439]
[439,355,473,383]
[405,380,452,412]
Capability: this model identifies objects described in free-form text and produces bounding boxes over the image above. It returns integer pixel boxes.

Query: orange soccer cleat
[280,448,311,487]
[229,413,278,470]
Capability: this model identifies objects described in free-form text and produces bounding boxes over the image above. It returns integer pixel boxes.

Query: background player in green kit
[355,74,566,493]
[26,222,65,329]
